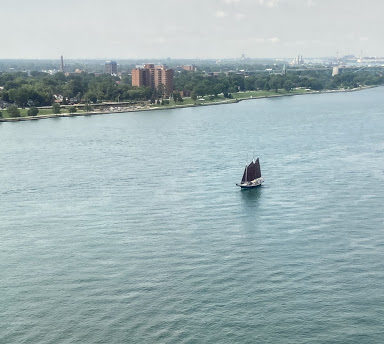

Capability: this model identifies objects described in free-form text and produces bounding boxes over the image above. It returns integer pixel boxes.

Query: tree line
[0,72,151,107]
[1,68,383,110]
[174,69,384,97]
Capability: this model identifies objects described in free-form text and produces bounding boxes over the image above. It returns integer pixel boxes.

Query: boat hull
[236,178,264,189]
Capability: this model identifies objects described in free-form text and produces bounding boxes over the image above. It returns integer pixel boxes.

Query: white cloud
[244,37,280,44]
[235,13,246,20]
[223,0,240,3]
[306,0,315,7]
[268,37,280,43]
[283,40,305,46]
[153,36,166,44]
[258,0,279,7]
[215,10,228,17]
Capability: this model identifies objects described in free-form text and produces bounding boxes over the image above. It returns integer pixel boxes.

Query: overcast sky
[1,0,383,59]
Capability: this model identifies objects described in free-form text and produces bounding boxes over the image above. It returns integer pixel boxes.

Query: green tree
[213,85,223,97]
[85,91,98,103]
[283,80,293,92]
[52,103,61,114]
[268,78,279,93]
[308,79,323,90]
[27,107,39,116]
[84,103,93,112]
[69,106,77,113]
[1,91,10,102]
[7,105,20,117]
[8,85,48,107]
[0,110,3,118]
[157,84,165,97]
[173,92,183,103]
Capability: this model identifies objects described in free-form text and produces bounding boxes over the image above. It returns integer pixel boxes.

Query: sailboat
[236,158,264,189]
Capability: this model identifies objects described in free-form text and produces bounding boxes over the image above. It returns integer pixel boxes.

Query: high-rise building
[332,66,340,76]
[290,55,304,66]
[132,68,147,88]
[105,61,118,75]
[60,55,64,72]
[132,64,174,96]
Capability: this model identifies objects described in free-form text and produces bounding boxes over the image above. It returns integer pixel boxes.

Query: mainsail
[254,158,261,179]
[241,159,262,183]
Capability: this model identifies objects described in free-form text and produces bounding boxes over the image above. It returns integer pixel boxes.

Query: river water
[1,87,384,344]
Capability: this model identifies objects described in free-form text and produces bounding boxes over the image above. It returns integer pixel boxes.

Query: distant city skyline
[1,0,383,59]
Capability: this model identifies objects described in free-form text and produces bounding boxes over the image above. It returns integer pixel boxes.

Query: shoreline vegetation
[1,64,383,123]
[0,86,376,123]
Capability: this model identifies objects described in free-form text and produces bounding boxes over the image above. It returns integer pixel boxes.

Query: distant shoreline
[0,86,377,123]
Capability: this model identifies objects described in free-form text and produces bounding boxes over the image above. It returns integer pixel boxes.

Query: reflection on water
[239,186,263,209]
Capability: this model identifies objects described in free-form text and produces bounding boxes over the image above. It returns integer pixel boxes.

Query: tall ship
[236,158,264,189]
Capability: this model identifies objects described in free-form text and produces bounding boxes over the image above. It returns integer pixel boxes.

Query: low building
[0,100,9,109]
[53,94,64,103]
[181,65,196,72]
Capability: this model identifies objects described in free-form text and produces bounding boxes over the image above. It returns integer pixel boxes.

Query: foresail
[241,167,247,183]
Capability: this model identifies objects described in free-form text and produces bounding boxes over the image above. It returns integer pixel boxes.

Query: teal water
[1,87,384,344]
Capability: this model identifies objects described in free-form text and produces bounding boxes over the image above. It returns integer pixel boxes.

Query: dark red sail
[254,158,261,179]
[241,159,261,183]
[241,166,247,183]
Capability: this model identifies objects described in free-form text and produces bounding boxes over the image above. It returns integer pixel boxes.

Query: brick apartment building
[132,64,174,96]
[181,65,196,72]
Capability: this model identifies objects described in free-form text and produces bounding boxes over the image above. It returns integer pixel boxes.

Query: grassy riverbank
[148,88,309,110]
[0,86,374,122]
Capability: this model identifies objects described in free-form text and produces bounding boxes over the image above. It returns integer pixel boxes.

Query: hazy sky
[1,0,383,59]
